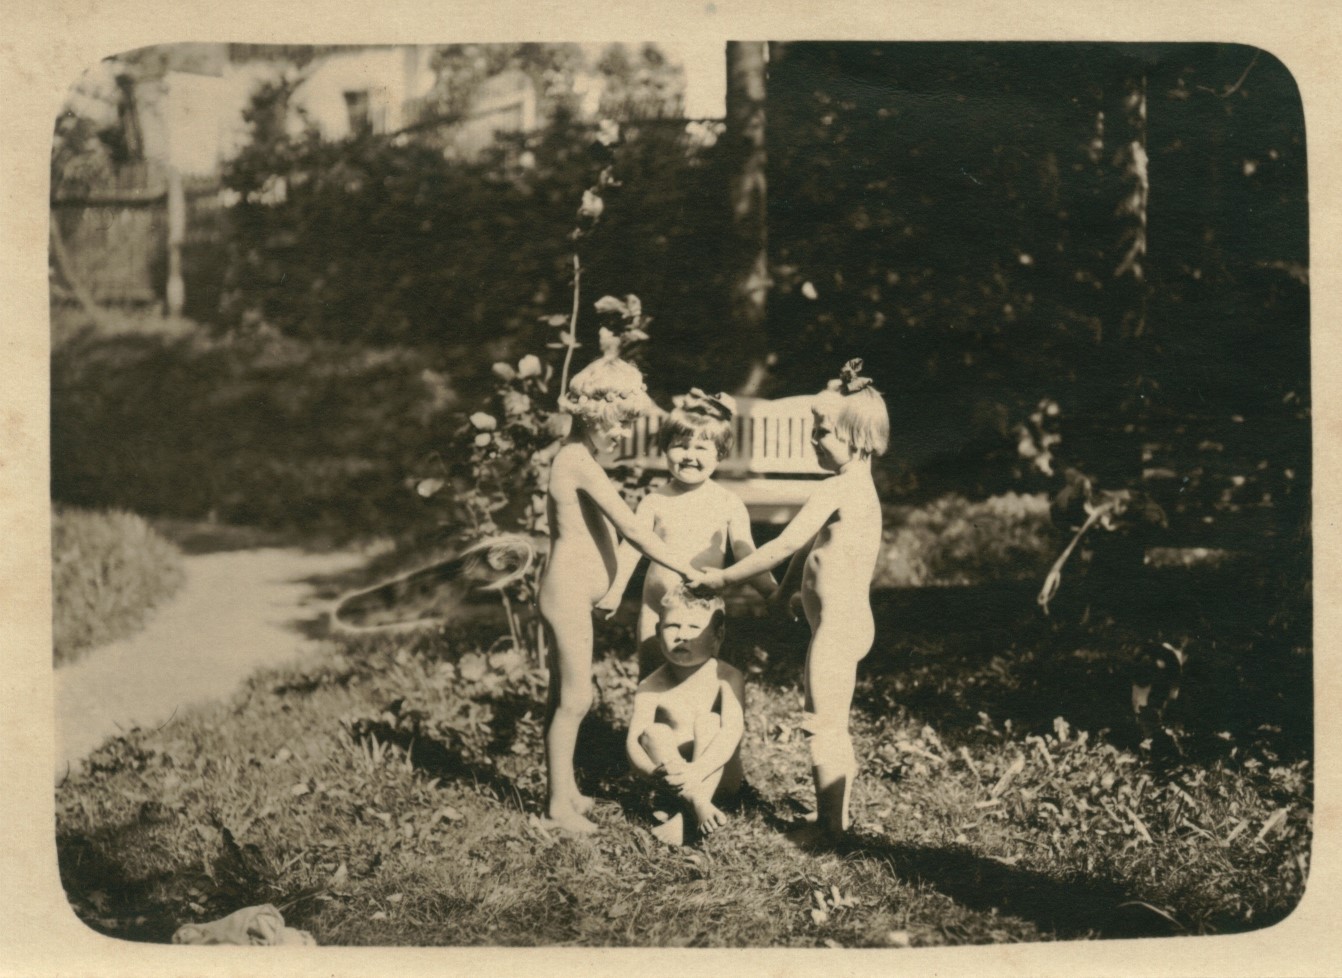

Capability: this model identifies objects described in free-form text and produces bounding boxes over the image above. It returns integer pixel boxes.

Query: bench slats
[602,394,827,522]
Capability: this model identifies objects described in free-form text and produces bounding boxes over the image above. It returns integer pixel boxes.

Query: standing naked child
[539,354,700,834]
[694,359,889,845]
[626,585,745,846]
[596,389,776,677]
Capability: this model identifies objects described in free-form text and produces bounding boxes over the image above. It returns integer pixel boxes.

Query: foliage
[766,43,1309,507]
[875,493,1054,589]
[50,317,455,541]
[218,71,739,398]
[407,117,669,659]
[52,506,185,666]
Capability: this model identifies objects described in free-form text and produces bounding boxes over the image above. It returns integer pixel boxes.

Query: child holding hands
[693,359,889,845]
[597,389,776,677]
[627,585,745,846]
[539,355,700,833]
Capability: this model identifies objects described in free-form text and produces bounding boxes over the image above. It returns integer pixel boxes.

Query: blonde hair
[660,583,725,618]
[562,356,651,428]
[813,386,890,458]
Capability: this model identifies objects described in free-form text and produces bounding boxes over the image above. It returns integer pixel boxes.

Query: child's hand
[691,568,727,592]
[661,761,698,791]
[653,758,689,788]
[594,589,621,619]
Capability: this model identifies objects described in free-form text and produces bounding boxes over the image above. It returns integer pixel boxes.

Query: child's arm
[596,495,657,618]
[570,450,698,579]
[625,690,663,777]
[726,496,778,600]
[699,480,840,588]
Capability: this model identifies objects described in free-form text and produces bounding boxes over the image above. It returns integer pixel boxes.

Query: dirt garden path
[54,546,369,777]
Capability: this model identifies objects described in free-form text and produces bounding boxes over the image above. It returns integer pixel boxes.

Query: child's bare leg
[638,724,688,845]
[542,606,598,833]
[685,714,733,833]
[791,629,865,844]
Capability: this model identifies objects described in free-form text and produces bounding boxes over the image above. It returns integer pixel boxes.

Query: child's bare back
[799,468,882,642]
[540,441,623,607]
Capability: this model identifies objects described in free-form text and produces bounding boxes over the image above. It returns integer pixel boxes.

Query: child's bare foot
[650,812,686,846]
[785,814,844,849]
[691,797,729,834]
[545,800,598,834]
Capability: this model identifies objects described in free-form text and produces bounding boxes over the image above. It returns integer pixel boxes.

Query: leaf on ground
[1255,807,1290,843]
[990,755,1026,798]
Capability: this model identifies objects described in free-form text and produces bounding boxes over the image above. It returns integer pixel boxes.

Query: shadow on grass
[837,832,1185,940]
[57,817,314,945]
[57,831,185,943]
[349,712,539,814]
[826,565,1313,764]
[350,695,651,823]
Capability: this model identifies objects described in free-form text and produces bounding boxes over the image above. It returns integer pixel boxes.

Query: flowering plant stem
[559,253,582,402]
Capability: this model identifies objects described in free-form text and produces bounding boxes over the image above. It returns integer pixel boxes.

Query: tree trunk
[725,41,770,395]
[1111,69,1149,341]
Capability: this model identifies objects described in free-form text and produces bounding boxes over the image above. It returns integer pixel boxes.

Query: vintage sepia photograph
[42,35,1313,957]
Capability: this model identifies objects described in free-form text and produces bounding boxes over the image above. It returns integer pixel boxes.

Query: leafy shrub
[220,103,744,398]
[52,506,185,666]
[876,492,1054,588]
[50,325,455,541]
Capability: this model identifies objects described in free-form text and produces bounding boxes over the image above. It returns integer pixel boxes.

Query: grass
[51,506,186,666]
[54,557,1310,947]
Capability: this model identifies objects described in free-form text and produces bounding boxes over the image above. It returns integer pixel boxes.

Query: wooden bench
[601,394,827,523]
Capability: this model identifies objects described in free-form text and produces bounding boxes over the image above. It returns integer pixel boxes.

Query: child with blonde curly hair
[538,354,700,833]
[693,359,889,845]
[597,389,776,677]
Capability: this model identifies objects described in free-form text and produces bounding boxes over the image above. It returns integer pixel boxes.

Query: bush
[876,492,1054,588]
[52,507,185,666]
[50,324,455,541]
[220,109,745,399]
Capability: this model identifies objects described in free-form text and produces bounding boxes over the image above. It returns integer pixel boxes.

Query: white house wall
[290,47,434,140]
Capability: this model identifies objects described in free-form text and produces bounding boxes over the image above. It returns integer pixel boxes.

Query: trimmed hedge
[52,507,186,666]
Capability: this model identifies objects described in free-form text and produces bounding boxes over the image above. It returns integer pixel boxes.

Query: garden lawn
[55,560,1310,948]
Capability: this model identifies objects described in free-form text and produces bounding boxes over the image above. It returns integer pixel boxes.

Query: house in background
[53,42,724,311]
